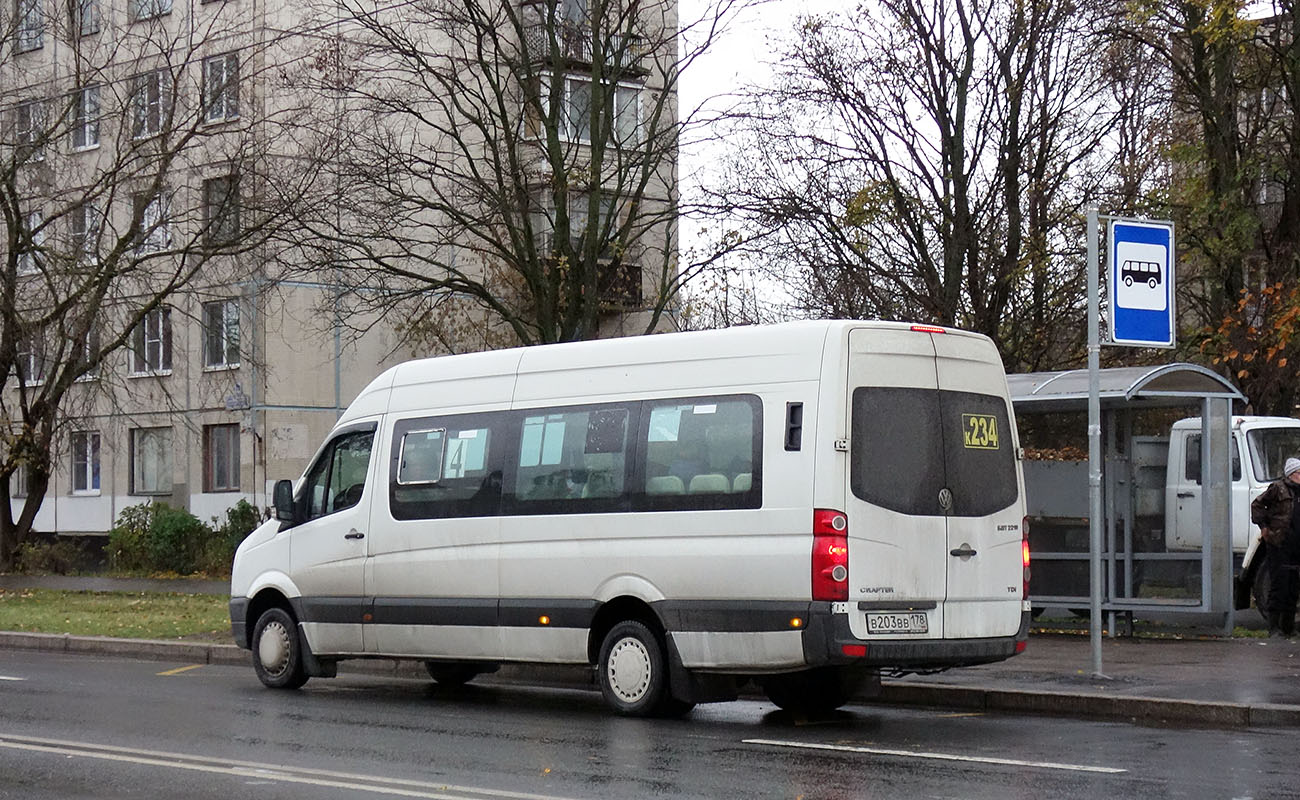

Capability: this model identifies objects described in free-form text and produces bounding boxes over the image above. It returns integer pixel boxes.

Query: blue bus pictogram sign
[1109,219,1175,348]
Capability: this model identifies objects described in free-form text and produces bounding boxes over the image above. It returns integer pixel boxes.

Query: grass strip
[0,588,231,640]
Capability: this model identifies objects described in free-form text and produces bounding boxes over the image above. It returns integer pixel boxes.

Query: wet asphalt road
[0,649,1296,800]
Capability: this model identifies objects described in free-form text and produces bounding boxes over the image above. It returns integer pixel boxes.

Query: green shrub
[15,537,90,575]
[202,500,264,574]
[107,503,155,573]
[109,502,207,575]
[108,500,265,576]
[146,505,208,574]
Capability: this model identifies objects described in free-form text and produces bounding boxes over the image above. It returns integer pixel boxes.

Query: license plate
[866,611,929,635]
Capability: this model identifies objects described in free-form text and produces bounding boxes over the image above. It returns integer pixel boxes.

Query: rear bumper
[802,603,1031,670]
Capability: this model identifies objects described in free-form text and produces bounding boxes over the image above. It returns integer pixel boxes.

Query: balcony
[597,259,643,310]
[520,15,645,75]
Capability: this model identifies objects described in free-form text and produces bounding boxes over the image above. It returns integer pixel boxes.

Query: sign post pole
[1083,212,1174,678]
[1086,206,1104,678]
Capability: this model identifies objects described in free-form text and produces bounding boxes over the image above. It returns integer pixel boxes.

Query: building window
[554,74,640,145]
[130,70,171,138]
[16,331,45,386]
[128,0,170,21]
[203,176,240,244]
[202,53,239,123]
[16,0,44,51]
[204,424,240,492]
[11,462,31,498]
[74,0,100,35]
[17,209,45,276]
[15,99,46,161]
[532,191,623,262]
[130,306,172,374]
[202,298,240,368]
[70,202,100,263]
[71,431,101,494]
[72,85,100,149]
[132,192,170,254]
[130,427,171,495]
[76,327,100,380]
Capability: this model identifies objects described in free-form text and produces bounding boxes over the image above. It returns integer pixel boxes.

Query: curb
[4,631,1298,729]
[876,682,1300,728]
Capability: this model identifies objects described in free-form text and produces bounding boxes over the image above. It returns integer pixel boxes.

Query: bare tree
[0,1,309,566]
[710,0,1115,371]
[275,0,749,351]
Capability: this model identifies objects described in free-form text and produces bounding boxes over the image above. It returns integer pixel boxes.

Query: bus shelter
[1007,364,1246,632]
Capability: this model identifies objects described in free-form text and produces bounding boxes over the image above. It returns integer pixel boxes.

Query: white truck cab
[1165,416,1300,554]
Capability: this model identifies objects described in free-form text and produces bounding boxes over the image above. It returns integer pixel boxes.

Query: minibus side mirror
[273,480,297,523]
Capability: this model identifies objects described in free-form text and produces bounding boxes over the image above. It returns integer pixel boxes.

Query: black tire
[1124,276,1133,287]
[597,620,682,717]
[1253,553,1273,622]
[761,666,866,715]
[251,607,309,690]
[1148,278,1158,289]
[424,662,483,686]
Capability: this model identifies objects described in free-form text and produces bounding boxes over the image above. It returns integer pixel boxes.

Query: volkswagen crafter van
[230,320,1030,717]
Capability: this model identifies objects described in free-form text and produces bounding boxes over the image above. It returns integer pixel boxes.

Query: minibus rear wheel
[597,620,686,717]
[761,666,861,715]
[251,607,309,690]
[424,662,481,686]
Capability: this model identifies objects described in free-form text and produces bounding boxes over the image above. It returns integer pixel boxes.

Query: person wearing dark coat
[1249,456,1300,637]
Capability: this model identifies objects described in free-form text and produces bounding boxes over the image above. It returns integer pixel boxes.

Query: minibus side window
[302,430,374,521]
[397,428,446,485]
[637,395,761,511]
[508,405,632,513]
[390,414,501,520]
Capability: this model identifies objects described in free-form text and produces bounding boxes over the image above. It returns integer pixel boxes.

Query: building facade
[4,0,676,538]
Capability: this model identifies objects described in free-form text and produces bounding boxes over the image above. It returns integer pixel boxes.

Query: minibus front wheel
[251,607,309,690]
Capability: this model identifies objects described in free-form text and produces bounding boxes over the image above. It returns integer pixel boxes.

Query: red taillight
[813,509,849,601]
[910,324,947,334]
[1022,516,1031,599]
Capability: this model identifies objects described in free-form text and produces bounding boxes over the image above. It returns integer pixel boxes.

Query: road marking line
[0,676,26,681]
[743,738,1127,774]
[156,665,204,676]
[0,733,583,800]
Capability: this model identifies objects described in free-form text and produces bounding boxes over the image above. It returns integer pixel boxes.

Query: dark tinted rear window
[852,387,1018,517]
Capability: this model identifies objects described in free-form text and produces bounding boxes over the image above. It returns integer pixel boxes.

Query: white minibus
[230,320,1030,716]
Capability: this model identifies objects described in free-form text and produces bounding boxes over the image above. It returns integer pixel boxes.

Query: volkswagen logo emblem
[938,487,953,511]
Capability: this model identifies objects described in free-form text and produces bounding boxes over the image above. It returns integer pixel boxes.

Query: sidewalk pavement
[3,575,1299,728]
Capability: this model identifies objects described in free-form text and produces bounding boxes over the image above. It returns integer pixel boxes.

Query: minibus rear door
[931,332,1023,640]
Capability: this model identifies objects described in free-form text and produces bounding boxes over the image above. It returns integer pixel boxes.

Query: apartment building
[3,0,677,538]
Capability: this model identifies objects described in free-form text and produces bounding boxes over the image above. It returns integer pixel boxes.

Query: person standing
[1249,457,1300,637]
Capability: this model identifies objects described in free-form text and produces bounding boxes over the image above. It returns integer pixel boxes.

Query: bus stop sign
[1109,218,1175,348]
